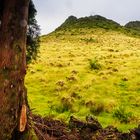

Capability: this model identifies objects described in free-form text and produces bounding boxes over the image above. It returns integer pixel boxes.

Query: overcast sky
[33,0,140,34]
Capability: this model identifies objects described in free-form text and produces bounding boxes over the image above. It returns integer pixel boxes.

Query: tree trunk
[0,0,30,139]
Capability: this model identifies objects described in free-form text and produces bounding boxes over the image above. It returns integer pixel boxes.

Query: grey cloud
[65,0,73,9]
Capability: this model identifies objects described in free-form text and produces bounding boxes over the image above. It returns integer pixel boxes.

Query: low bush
[89,59,101,70]
[55,97,74,113]
[113,106,133,123]
[89,101,105,115]
[81,37,97,43]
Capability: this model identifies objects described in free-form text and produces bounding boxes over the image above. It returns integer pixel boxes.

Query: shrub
[81,37,96,43]
[89,101,105,115]
[66,75,77,82]
[89,59,101,70]
[113,106,133,123]
[55,97,74,113]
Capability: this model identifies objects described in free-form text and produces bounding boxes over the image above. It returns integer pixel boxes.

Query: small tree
[26,0,40,63]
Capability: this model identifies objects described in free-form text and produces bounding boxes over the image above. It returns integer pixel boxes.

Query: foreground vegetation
[25,16,140,132]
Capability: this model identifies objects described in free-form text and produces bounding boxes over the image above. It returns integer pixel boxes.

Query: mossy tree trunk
[0,0,30,139]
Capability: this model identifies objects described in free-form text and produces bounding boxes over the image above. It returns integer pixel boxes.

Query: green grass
[25,28,140,132]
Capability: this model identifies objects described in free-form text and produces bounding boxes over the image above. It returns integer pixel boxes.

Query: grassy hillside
[25,17,140,132]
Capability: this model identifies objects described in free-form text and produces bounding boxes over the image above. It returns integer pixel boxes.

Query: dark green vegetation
[25,15,140,132]
[56,15,140,37]
[125,21,140,31]
[56,15,121,31]
[26,0,40,63]
[0,0,40,63]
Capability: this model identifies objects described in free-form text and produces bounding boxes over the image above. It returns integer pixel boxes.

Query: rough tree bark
[0,0,31,139]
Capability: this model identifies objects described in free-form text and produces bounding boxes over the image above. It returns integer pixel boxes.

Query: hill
[55,15,140,37]
[124,21,140,37]
[25,15,140,132]
[56,15,121,31]
[125,21,140,31]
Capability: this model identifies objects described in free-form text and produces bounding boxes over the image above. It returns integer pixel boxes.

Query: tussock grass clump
[55,97,74,113]
[88,101,105,115]
[89,58,102,70]
[85,101,94,108]
[66,75,77,82]
[113,106,133,123]
[70,92,81,99]
[81,37,97,44]
[56,80,65,87]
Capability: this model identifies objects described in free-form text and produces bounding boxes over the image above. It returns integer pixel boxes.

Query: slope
[56,15,121,31]
[25,16,140,132]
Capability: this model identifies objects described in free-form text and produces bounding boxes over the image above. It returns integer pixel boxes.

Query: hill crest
[56,15,121,31]
[125,21,140,31]
[53,15,140,38]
